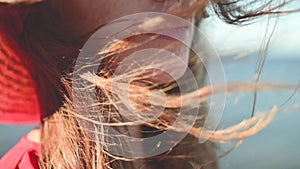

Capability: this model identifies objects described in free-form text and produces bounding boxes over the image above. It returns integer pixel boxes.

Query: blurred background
[1,1,300,169]
[201,2,300,168]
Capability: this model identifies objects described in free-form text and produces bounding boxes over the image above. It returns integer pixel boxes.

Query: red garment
[0,134,40,169]
[0,5,42,125]
[0,4,77,125]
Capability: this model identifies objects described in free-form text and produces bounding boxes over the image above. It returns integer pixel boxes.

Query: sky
[200,1,300,59]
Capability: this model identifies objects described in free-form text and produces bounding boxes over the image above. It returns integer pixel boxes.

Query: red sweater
[0,134,40,169]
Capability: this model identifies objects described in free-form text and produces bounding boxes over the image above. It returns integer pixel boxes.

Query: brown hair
[0,0,298,169]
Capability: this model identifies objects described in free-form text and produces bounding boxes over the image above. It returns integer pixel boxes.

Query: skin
[27,128,40,144]
[37,0,183,41]
[20,0,195,86]
[28,0,197,147]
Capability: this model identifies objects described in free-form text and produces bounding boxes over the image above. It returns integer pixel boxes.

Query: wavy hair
[0,0,298,169]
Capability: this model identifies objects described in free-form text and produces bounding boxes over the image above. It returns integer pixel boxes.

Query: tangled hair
[210,0,300,24]
[0,0,299,169]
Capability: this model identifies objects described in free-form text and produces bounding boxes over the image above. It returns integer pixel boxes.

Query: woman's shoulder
[0,129,40,169]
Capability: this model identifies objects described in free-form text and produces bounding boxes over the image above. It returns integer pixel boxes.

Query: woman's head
[1,0,292,123]
[0,0,208,123]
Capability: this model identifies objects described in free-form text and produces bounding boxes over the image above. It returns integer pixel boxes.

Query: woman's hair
[0,0,298,169]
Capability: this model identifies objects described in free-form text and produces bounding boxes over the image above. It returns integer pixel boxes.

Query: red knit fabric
[0,43,40,124]
[0,4,41,124]
[0,3,77,124]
